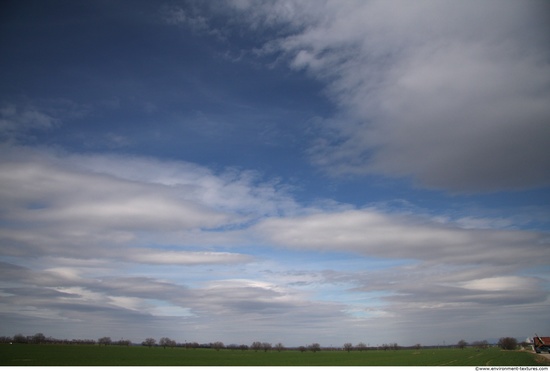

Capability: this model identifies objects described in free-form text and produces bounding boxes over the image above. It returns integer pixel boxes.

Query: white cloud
[0,259,370,345]
[0,145,548,345]
[124,249,253,266]
[228,0,550,192]
[254,208,550,266]
[247,206,549,342]
[0,145,291,264]
[60,151,299,218]
[310,261,549,344]
[458,276,538,292]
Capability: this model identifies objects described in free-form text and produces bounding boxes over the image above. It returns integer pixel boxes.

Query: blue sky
[1,0,549,347]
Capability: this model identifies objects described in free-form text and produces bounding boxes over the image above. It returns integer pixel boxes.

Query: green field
[0,344,548,366]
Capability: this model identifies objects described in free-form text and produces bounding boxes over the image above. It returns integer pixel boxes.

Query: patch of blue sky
[147,300,195,318]
[297,280,392,319]
[311,281,391,304]
[343,306,390,320]
[245,246,415,273]
[520,265,550,283]
[2,6,332,174]
[301,162,547,224]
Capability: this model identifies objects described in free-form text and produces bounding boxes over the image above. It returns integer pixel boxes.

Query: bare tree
[344,343,353,352]
[13,334,27,344]
[160,337,176,349]
[298,346,307,353]
[499,337,518,350]
[142,338,156,348]
[32,333,46,344]
[251,341,263,352]
[98,337,112,346]
[356,342,367,352]
[212,341,225,351]
[457,340,468,349]
[0,336,13,344]
[185,342,199,349]
[274,342,284,352]
[309,343,321,353]
[472,340,489,349]
[262,342,272,352]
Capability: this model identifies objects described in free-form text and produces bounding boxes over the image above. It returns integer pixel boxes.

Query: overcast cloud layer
[0,0,549,347]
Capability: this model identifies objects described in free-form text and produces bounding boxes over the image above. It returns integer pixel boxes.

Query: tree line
[457,338,527,351]
[0,332,527,351]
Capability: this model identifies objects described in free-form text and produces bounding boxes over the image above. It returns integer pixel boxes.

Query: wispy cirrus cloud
[0,103,58,141]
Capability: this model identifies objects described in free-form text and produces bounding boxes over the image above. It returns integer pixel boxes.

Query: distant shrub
[499,337,518,350]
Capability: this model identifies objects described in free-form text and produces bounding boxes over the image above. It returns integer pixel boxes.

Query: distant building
[534,335,550,354]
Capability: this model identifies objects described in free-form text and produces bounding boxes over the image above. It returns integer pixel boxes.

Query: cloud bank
[254,209,549,266]
[225,0,550,192]
[1,145,548,345]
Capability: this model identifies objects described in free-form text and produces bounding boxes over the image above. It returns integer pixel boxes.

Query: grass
[0,344,547,366]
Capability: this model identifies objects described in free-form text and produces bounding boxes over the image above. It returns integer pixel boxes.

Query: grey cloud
[0,150,230,232]
[382,276,546,307]
[60,151,299,218]
[2,146,354,342]
[0,261,92,289]
[315,261,549,343]
[125,249,254,266]
[254,209,550,266]
[363,42,550,191]
[3,286,81,299]
[0,262,193,327]
[0,146,268,265]
[190,280,298,316]
[230,0,550,192]
[178,279,370,345]
[0,145,263,338]
[0,260,370,345]
[93,276,191,301]
[248,206,549,341]
[0,261,33,281]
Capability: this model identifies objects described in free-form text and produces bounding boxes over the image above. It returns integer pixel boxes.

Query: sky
[1,0,549,348]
